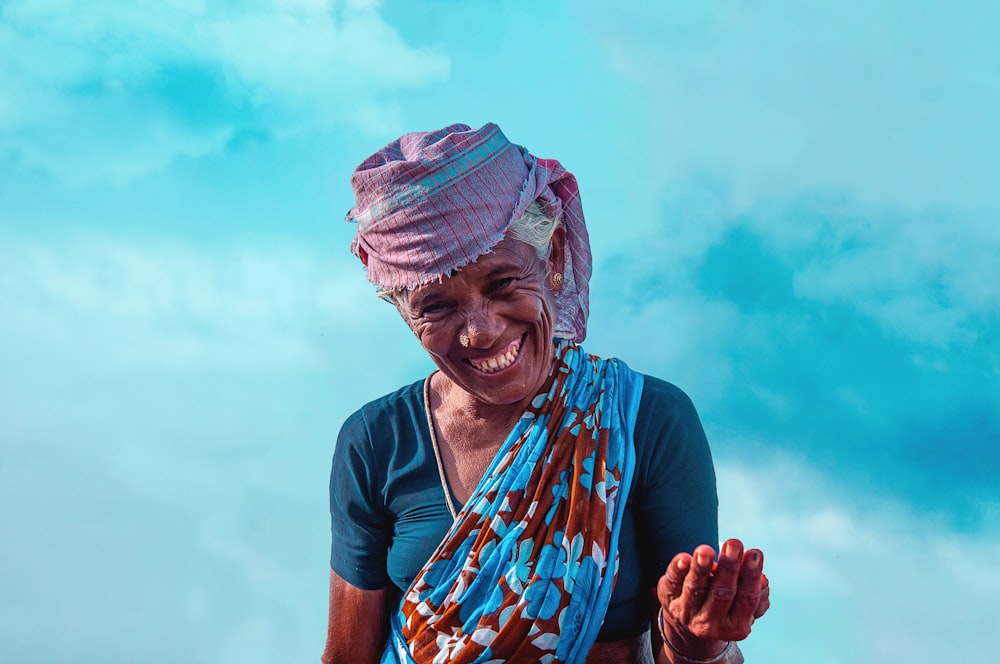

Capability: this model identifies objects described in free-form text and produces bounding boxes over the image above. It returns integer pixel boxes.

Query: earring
[459,334,470,347]
[551,272,564,289]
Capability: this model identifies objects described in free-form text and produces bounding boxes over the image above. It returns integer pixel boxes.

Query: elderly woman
[323,124,769,664]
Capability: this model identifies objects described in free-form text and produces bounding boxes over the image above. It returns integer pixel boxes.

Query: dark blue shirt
[329,373,719,641]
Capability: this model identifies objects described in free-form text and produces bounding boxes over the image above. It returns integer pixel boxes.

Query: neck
[429,373,532,451]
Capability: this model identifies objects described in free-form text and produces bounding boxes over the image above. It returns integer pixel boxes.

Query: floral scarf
[381,342,644,663]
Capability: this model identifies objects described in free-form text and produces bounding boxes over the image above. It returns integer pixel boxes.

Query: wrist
[657,608,731,663]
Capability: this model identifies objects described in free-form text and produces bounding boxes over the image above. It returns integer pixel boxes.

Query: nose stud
[459,334,470,347]
[551,272,564,289]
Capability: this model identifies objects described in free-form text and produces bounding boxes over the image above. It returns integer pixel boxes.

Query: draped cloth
[381,342,644,664]
[346,122,592,343]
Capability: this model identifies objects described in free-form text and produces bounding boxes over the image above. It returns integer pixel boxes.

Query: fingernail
[677,557,690,571]
[697,552,713,567]
[723,541,739,560]
[748,551,761,569]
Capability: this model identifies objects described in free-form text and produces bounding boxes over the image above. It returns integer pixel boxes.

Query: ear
[547,223,567,288]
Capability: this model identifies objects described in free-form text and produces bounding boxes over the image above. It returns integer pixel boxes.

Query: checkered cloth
[346,123,591,342]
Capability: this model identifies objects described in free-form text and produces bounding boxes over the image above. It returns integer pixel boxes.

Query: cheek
[510,292,555,332]
[412,321,437,345]
[412,321,455,358]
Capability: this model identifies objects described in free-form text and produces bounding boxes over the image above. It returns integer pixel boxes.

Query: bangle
[658,608,734,663]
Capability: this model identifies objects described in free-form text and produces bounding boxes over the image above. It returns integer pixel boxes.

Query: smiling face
[397,230,565,410]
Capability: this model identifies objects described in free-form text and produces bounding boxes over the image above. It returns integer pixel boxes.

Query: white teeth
[472,339,521,373]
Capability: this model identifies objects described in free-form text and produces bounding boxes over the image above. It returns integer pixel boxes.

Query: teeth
[472,339,521,373]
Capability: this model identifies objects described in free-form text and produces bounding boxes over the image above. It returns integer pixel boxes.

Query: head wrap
[346,122,592,342]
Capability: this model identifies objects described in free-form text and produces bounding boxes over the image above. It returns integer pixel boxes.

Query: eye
[418,300,453,317]
[487,277,517,296]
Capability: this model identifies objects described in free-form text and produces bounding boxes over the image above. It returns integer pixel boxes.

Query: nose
[463,302,503,348]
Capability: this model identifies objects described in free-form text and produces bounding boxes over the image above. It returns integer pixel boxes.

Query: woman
[324,123,769,663]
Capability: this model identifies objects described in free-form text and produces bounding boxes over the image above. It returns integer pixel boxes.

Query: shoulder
[628,373,718,514]
[591,350,701,429]
[335,379,426,465]
[332,378,428,497]
[339,379,425,434]
[637,374,700,420]
[602,353,700,422]
[590,348,694,413]
[630,372,709,463]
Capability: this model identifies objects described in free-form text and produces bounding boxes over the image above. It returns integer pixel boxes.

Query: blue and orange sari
[382,342,644,663]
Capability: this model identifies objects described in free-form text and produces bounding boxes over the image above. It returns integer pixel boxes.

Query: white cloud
[0,0,449,183]
[210,0,446,117]
[571,1,999,370]
[587,293,741,408]
[0,235,423,378]
[0,234,430,663]
[595,190,998,368]
[788,208,999,351]
[578,0,1000,213]
[716,452,1000,663]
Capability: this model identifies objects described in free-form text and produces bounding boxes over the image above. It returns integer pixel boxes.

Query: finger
[658,553,692,606]
[730,549,764,625]
[754,573,770,619]
[681,544,717,611]
[701,539,743,618]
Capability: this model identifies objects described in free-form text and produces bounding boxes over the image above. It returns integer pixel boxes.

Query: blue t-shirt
[329,373,719,642]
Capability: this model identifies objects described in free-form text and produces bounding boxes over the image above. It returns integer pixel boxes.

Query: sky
[1,0,998,662]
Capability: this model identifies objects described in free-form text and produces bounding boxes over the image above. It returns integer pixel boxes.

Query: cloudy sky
[1,1,997,662]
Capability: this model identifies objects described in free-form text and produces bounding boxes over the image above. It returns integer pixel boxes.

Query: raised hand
[656,538,770,654]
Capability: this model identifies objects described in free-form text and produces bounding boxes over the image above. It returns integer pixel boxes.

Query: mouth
[468,336,523,374]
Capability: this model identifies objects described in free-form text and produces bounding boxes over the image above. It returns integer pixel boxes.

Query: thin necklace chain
[424,374,459,520]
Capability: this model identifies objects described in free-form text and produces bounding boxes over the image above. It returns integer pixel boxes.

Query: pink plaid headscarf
[346,123,592,342]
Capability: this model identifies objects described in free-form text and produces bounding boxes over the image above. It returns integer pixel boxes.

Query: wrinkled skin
[396,233,562,414]
[654,539,771,661]
[393,231,567,503]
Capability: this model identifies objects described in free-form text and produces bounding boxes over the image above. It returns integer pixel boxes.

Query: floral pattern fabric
[381,342,644,663]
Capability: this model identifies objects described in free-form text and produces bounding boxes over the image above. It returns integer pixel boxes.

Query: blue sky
[1,1,998,662]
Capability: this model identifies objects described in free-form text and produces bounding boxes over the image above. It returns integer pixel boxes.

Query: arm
[631,380,768,662]
[325,407,395,662]
[321,569,391,664]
